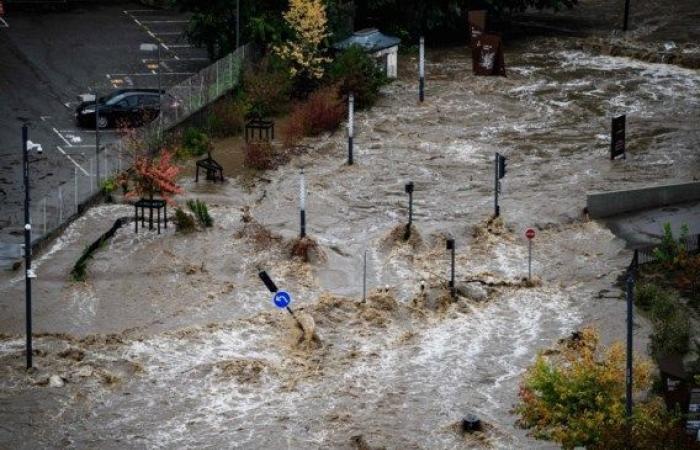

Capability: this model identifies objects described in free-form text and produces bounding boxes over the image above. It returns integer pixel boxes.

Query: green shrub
[208,95,249,137]
[328,45,388,109]
[180,128,212,158]
[650,311,690,358]
[243,56,292,118]
[174,208,196,233]
[653,222,689,265]
[100,176,118,195]
[187,199,213,228]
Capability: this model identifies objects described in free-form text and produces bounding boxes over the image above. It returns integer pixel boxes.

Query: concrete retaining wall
[587,181,700,218]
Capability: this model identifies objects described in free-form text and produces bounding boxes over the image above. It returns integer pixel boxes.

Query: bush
[650,311,690,358]
[174,208,196,233]
[187,199,213,228]
[244,141,276,170]
[517,327,655,449]
[243,56,292,118]
[329,45,388,109]
[100,176,118,195]
[208,96,249,138]
[653,222,689,266]
[181,128,212,158]
[282,85,344,147]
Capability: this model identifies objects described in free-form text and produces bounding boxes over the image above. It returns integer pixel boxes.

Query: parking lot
[0,2,210,252]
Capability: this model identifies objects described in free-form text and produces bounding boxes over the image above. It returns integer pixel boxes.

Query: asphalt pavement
[0,1,210,267]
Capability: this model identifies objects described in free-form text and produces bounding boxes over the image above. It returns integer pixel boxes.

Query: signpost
[299,169,306,238]
[258,270,297,319]
[494,152,507,217]
[446,239,456,298]
[525,228,535,280]
[611,115,626,160]
[623,0,631,32]
[404,182,414,240]
[348,93,354,165]
[419,37,425,102]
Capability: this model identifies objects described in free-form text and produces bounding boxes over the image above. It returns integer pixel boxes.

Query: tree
[273,0,331,91]
[126,149,183,204]
[515,327,691,449]
[171,0,288,60]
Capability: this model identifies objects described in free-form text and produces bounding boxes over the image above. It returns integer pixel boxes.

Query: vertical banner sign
[611,115,626,160]
[473,34,506,77]
[468,10,487,48]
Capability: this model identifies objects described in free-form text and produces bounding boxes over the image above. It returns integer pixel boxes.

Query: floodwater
[1,34,699,449]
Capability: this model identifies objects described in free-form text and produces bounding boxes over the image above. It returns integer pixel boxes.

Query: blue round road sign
[273,291,292,309]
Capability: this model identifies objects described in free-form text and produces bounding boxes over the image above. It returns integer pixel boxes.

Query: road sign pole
[528,239,532,280]
[404,182,414,240]
[494,152,500,218]
[348,93,354,165]
[363,250,367,302]
[419,37,425,102]
[299,169,306,238]
[95,91,101,186]
[447,239,456,298]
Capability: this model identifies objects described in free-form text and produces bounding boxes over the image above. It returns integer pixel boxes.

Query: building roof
[333,28,401,53]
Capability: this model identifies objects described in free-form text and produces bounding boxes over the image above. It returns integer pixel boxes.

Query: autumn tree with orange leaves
[125,150,183,204]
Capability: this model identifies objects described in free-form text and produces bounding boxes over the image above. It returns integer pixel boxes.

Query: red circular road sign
[525,228,536,240]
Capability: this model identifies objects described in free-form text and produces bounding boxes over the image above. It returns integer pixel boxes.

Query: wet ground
[1,6,700,449]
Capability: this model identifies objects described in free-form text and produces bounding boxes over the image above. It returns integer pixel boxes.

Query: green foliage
[329,45,387,109]
[517,327,664,449]
[181,128,212,158]
[100,176,118,195]
[208,95,250,137]
[634,283,690,360]
[187,199,214,228]
[243,56,293,118]
[174,207,197,233]
[653,222,689,265]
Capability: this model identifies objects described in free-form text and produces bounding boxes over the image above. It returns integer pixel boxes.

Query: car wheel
[97,116,109,129]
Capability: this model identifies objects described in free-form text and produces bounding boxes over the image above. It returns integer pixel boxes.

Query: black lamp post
[22,124,42,369]
[446,238,455,298]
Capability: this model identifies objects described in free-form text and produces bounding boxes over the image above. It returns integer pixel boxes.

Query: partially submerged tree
[126,149,183,204]
[273,0,331,92]
[516,326,693,449]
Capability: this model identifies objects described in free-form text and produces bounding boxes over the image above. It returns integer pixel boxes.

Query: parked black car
[75,89,166,128]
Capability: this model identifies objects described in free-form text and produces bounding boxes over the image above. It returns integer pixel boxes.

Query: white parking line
[57,146,89,176]
[0,18,9,28]
[154,32,182,36]
[165,44,193,48]
[52,127,73,147]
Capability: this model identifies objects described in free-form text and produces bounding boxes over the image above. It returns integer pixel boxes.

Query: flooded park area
[1,8,700,450]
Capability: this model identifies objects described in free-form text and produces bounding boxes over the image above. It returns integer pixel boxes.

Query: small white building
[333,28,401,79]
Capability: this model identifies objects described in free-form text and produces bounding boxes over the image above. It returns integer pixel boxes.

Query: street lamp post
[95,90,101,185]
[22,124,42,369]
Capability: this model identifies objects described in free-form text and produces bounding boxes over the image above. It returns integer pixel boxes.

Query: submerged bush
[208,95,249,137]
[329,45,388,109]
[282,85,344,147]
[180,128,212,158]
[243,56,292,118]
[174,208,196,233]
[187,199,213,228]
[244,141,276,171]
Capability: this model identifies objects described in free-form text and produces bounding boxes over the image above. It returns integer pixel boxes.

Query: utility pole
[419,37,425,102]
[404,182,414,240]
[299,168,306,238]
[446,239,455,298]
[348,93,354,165]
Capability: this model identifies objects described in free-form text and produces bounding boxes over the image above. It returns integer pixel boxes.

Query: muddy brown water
[1,29,699,450]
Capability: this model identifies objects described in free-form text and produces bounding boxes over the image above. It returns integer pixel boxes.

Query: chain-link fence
[3,45,248,259]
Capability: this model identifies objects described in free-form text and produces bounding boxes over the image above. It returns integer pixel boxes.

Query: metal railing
[3,45,248,257]
[629,233,700,271]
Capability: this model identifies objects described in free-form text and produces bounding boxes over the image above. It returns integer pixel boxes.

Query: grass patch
[187,199,213,228]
